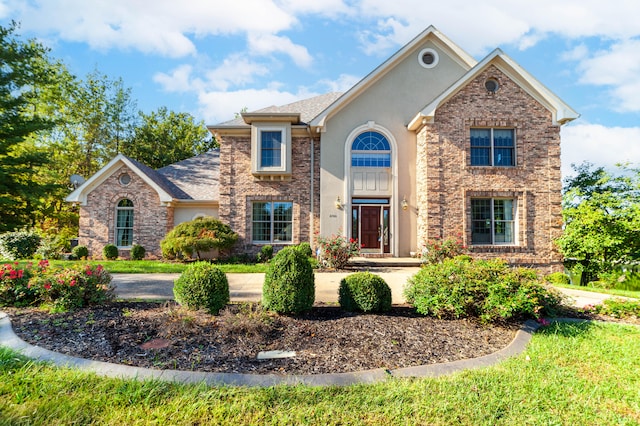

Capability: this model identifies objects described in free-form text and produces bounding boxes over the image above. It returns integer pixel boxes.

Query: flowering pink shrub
[1,260,113,311]
[316,234,360,269]
[420,234,467,264]
[29,263,114,311]
[0,262,36,306]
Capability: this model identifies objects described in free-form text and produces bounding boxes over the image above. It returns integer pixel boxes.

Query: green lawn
[6,259,270,274]
[1,321,638,425]
[554,282,640,300]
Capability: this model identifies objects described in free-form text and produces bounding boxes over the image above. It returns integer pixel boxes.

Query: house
[66,26,578,272]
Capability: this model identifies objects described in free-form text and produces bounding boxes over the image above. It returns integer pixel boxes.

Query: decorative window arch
[351,131,391,168]
[115,198,134,247]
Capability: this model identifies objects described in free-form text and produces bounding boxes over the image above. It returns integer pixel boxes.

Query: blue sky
[2,0,640,178]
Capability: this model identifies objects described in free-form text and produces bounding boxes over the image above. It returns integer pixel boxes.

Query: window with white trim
[252,201,293,243]
[470,128,515,166]
[115,199,134,247]
[251,124,291,176]
[471,198,515,244]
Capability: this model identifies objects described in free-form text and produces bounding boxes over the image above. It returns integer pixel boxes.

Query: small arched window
[115,199,134,247]
[351,131,391,168]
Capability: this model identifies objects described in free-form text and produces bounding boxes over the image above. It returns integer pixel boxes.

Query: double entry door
[352,200,390,254]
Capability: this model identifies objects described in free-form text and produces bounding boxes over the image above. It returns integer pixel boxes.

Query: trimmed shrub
[173,262,230,315]
[339,272,392,313]
[296,242,313,258]
[256,245,273,263]
[0,230,42,260]
[262,246,315,314]
[404,256,562,323]
[72,245,89,260]
[103,244,118,260]
[545,272,571,286]
[130,244,146,260]
[161,217,238,260]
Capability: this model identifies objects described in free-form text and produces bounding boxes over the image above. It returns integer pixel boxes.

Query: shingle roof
[156,149,220,201]
[215,92,343,126]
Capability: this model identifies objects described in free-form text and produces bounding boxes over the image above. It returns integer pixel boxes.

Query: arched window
[115,199,134,247]
[351,131,391,167]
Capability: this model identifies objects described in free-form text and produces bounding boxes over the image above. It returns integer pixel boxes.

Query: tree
[0,22,65,232]
[556,162,640,284]
[121,107,216,169]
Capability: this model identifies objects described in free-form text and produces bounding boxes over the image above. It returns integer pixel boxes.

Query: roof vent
[418,48,439,69]
[485,78,500,94]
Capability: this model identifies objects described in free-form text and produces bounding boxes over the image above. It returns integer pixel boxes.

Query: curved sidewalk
[0,310,539,387]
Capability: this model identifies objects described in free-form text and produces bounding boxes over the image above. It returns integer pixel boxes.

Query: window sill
[469,245,532,254]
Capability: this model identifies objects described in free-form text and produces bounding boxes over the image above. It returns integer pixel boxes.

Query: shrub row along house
[66,26,578,272]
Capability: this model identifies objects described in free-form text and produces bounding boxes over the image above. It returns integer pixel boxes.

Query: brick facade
[218,134,321,255]
[416,66,563,273]
[78,165,173,259]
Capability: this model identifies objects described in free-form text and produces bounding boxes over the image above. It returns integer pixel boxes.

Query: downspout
[307,126,314,248]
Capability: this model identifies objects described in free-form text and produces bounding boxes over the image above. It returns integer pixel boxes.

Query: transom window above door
[351,131,391,168]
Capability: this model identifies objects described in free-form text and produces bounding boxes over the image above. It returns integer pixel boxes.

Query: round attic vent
[485,78,500,93]
[119,173,131,186]
[418,48,439,69]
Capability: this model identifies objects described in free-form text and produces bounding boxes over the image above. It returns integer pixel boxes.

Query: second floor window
[470,128,515,166]
[260,130,283,168]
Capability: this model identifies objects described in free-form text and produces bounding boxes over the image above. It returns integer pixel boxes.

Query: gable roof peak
[310,25,477,128]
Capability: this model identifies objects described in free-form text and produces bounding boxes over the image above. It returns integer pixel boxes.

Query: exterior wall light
[335,196,342,209]
[401,196,408,211]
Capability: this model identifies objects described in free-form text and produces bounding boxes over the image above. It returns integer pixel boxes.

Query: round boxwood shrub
[545,271,571,286]
[339,272,392,313]
[0,230,41,260]
[130,244,145,260]
[296,242,313,258]
[173,262,230,315]
[72,245,89,260]
[102,244,118,260]
[262,246,315,314]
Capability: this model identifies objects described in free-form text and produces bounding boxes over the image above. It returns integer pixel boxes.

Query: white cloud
[575,39,640,112]
[8,0,296,57]
[153,64,198,93]
[247,33,312,68]
[561,123,640,178]
[318,73,361,93]
[198,88,309,124]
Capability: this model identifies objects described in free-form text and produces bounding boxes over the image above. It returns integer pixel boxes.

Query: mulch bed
[5,301,522,375]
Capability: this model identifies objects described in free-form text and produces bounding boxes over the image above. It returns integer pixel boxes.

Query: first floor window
[115,199,134,247]
[471,198,515,244]
[252,201,293,243]
[470,128,515,166]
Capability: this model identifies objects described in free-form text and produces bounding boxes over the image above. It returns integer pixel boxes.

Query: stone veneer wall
[218,134,320,255]
[416,65,563,273]
[78,165,173,259]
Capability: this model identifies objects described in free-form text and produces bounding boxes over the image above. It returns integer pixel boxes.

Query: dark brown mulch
[6,301,521,375]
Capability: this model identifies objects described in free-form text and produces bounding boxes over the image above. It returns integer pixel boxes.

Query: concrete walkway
[112,269,621,308]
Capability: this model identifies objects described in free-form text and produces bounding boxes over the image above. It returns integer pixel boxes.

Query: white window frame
[470,128,516,167]
[251,123,291,176]
[251,201,294,244]
[115,199,134,248]
[471,198,516,245]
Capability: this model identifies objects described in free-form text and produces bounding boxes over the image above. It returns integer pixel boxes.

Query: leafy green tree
[0,22,65,232]
[121,106,216,169]
[557,162,640,284]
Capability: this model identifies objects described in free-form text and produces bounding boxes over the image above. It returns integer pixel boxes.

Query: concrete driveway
[111,270,626,308]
